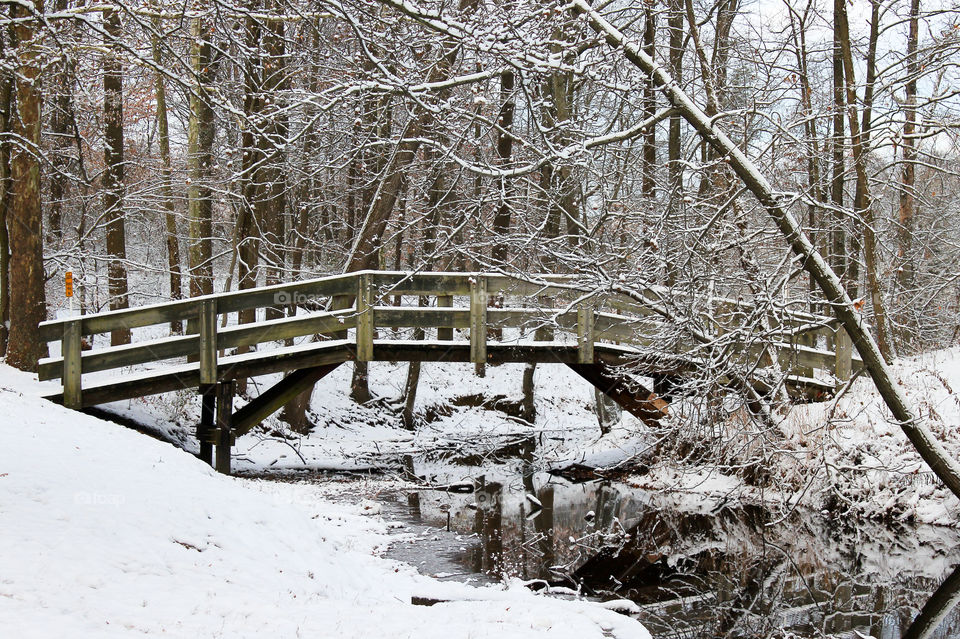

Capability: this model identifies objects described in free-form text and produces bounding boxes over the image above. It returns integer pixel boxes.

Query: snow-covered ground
[6,343,960,635]
[77,345,960,526]
[0,364,650,638]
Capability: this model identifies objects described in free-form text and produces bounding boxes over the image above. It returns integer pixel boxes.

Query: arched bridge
[37,271,860,473]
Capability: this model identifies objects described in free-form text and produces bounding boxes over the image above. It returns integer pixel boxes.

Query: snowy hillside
[0,364,649,639]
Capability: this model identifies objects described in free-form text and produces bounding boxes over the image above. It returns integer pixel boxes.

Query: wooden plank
[44,366,203,407]
[215,341,352,381]
[44,343,353,408]
[219,310,356,350]
[199,299,218,385]
[374,307,468,330]
[231,364,342,436]
[356,273,373,362]
[62,319,83,409]
[39,299,201,343]
[370,272,472,296]
[39,333,198,381]
[371,342,646,366]
[470,277,487,367]
[217,275,354,316]
[215,381,234,475]
[577,304,595,364]
[38,310,356,381]
[38,272,356,341]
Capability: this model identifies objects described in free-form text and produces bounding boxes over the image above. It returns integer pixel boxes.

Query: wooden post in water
[437,294,453,340]
[470,276,487,377]
[199,299,218,385]
[215,380,234,475]
[197,385,215,465]
[356,272,373,361]
[577,303,595,364]
[62,318,83,409]
[835,325,852,386]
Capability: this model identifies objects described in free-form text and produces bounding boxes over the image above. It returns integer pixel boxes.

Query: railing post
[215,380,234,475]
[577,303,595,364]
[470,276,487,375]
[835,325,852,385]
[437,294,453,340]
[63,319,83,409]
[199,299,218,385]
[356,272,373,362]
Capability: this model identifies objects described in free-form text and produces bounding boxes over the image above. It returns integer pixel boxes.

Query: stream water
[375,473,960,639]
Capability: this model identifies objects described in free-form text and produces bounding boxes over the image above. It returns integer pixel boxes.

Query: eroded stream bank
[266,469,960,639]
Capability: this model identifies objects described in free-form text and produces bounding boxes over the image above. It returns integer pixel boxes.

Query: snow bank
[0,364,650,639]
[782,346,960,524]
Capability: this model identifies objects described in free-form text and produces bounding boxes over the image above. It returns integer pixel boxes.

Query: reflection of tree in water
[426,478,960,638]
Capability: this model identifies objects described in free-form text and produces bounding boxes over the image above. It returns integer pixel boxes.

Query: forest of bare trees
[1,0,959,418]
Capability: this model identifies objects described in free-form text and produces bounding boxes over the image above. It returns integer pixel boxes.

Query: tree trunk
[0,56,12,354]
[48,0,70,244]
[187,16,216,299]
[667,0,683,205]
[835,0,894,361]
[261,2,287,320]
[152,15,183,334]
[788,0,825,314]
[490,69,516,266]
[897,0,921,344]
[6,0,47,371]
[103,6,131,345]
[571,0,960,502]
[641,5,656,198]
[830,0,847,288]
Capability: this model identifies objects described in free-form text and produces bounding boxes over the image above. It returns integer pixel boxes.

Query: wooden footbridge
[37,271,859,474]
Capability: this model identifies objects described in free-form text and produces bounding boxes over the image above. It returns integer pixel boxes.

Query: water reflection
[403,473,960,638]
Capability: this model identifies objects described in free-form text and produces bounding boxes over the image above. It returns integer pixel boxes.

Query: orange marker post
[65,271,74,314]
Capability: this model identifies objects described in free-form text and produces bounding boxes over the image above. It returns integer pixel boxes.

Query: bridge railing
[38,270,857,409]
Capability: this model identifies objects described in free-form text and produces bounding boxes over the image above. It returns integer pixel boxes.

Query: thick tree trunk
[897,0,921,344]
[0,61,12,354]
[187,17,216,299]
[6,1,47,371]
[570,0,960,502]
[103,7,130,345]
[48,0,70,244]
[261,2,287,320]
[152,15,183,334]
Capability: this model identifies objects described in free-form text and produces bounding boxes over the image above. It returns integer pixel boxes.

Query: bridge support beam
[197,384,215,465]
[230,363,342,437]
[215,381,235,475]
[567,364,669,428]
